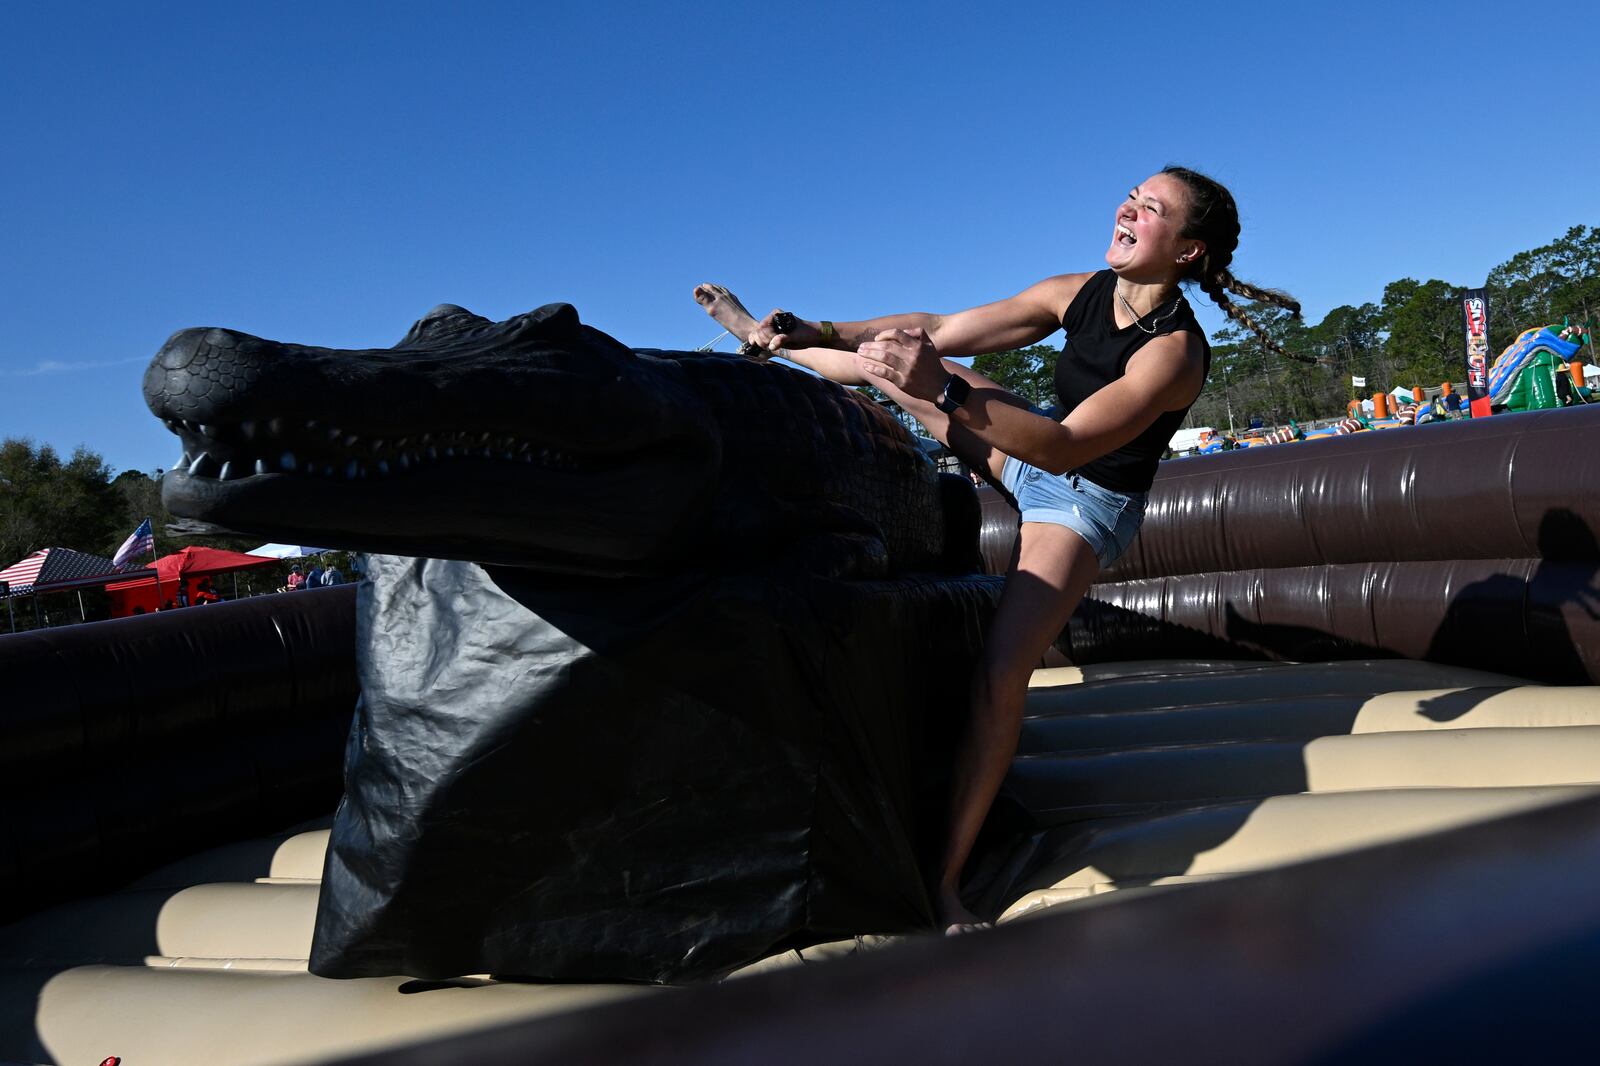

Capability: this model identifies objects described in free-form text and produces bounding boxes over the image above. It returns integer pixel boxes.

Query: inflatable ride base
[6,655,1600,1065]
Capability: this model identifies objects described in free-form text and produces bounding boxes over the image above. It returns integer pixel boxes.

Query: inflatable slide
[1488,325,1584,410]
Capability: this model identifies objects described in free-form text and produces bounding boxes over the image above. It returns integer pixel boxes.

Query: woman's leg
[935,520,1103,932]
[693,283,762,344]
[891,367,1036,488]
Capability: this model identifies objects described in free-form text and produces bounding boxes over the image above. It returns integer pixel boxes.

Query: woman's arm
[864,328,1207,475]
[753,273,1093,384]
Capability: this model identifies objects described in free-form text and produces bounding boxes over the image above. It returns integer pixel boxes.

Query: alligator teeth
[218,460,240,481]
[479,432,491,444]
[306,420,319,430]
[480,447,492,459]
[376,460,389,476]
[443,447,455,458]
[426,446,438,460]
[280,451,298,472]
[371,439,385,453]
[254,459,269,476]
[268,418,285,436]
[420,433,433,445]
[343,435,360,448]
[398,454,410,471]
[199,423,218,439]
[501,451,514,461]
[165,419,180,431]
[394,437,409,450]
[174,452,191,470]
[240,421,257,440]
[517,441,531,453]
[327,428,342,443]
[188,452,218,477]
[344,460,359,480]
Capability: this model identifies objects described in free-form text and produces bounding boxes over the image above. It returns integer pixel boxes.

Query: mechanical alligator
[142,302,997,982]
[144,301,977,577]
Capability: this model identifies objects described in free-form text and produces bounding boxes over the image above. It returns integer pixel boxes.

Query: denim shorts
[998,455,1147,568]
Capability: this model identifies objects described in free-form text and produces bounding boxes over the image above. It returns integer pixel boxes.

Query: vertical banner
[1462,288,1491,417]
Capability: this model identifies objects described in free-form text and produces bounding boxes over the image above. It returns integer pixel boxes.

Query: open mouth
[156,413,710,571]
[162,418,594,483]
[1115,223,1138,247]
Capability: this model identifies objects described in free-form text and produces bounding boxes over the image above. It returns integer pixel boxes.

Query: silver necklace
[1115,284,1183,334]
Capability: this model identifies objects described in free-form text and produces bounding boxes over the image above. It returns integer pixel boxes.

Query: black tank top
[1053,269,1210,493]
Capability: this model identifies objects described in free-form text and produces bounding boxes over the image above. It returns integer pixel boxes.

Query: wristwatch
[935,374,971,414]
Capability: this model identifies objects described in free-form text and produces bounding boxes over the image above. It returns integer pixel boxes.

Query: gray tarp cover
[309,554,1000,982]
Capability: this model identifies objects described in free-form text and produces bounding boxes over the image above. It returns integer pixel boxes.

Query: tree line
[972,224,1599,433]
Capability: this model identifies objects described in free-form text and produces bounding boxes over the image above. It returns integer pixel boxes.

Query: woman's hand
[749,310,823,355]
[856,327,947,403]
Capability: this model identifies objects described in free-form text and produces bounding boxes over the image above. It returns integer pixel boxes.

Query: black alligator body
[143,301,997,982]
[145,303,968,577]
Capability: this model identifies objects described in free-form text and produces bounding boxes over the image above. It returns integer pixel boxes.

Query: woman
[695,166,1299,932]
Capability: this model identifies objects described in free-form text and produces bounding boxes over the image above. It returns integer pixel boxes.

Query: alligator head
[144,303,719,572]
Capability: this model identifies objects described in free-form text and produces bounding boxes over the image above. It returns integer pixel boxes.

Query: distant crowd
[284,563,345,591]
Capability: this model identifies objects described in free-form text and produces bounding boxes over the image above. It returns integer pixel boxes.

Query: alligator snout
[143,327,274,423]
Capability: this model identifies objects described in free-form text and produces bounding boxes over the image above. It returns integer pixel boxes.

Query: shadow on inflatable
[4,403,1600,1064]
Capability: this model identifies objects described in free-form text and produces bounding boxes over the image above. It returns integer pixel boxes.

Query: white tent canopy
[247,543,335,559]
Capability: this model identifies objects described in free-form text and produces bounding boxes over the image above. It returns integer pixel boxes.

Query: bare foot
[936,885,992,936]
[693,283,761,345]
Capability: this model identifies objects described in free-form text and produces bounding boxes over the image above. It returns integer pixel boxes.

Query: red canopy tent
[105,546,279,616]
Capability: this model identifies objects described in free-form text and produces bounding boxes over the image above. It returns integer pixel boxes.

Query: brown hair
[1162,166,1311,364]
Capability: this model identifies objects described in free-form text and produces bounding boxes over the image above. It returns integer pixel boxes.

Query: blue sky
[4,0,1597,476]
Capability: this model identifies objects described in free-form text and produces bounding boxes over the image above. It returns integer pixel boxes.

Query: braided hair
[1162,166,1311,364]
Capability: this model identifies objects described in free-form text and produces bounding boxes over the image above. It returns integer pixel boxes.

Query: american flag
[112,518,155,570]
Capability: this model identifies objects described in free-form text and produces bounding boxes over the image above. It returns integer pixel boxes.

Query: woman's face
[1105,172,1203,279]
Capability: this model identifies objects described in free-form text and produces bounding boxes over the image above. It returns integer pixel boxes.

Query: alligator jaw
[161,417,602,485]
[146,304,720,571]
[159,430,709,571]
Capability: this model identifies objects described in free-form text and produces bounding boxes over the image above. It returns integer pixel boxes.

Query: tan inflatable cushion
[999,785,1596,921]
[17,965,654,1066]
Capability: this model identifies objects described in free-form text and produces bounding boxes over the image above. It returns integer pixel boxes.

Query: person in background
[286,564,305,591]
[305,563,324,589]
[322,566,343,586]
